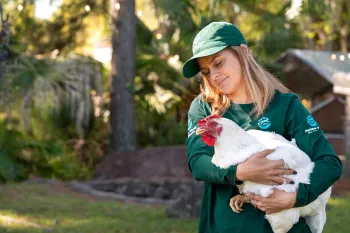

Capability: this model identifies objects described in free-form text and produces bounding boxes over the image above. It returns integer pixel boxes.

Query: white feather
[211,118,331,233]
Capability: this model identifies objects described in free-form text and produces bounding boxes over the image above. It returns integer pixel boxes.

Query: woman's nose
[211,72,220,80]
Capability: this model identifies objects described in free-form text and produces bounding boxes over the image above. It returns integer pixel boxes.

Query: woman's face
[197,48,245,97]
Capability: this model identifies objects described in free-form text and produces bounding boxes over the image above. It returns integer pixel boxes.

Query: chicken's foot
[229,194,250,213]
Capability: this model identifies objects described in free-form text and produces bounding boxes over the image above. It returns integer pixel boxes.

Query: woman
[183,22,342,233]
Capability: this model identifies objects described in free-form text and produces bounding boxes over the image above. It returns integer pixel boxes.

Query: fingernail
[293,171,297,175]
[289,181,295,184]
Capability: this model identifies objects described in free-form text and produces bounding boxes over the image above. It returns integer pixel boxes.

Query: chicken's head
[196,114,223,146]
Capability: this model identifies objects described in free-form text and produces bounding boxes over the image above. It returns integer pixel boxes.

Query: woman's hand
[246,189,297,215]
[236,149,296,185]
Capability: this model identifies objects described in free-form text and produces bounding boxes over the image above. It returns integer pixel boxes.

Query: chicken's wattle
[202,133,216,146]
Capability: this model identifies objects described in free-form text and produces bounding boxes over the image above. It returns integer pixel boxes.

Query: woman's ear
[240,44,249,54]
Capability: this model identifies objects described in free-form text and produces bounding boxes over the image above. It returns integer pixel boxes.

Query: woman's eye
[214,61,222,67]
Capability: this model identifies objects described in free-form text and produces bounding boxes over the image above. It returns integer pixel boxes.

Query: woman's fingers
[250,199,266,211]
[272,159,285,168]
[245,149,298,185]
[259,149,275,157]
[272,169,297,184]
[286,169,297,175]
[265,176,295,185]
[274,168,296,176]
[268,181,283,186]
[246,193,260,201]
[250,199,258,206]
[251,149,274,159]
[270,176,295,185]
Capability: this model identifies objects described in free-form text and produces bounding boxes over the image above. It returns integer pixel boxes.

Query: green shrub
[0,118,92,182]
[0,151,26,183]
[0,120,27,183]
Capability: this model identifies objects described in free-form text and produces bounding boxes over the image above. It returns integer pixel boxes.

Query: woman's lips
[218,77,228,85]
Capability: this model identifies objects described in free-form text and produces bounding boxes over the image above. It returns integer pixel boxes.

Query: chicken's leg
[229,194,250,213]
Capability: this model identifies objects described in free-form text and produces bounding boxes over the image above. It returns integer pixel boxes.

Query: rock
[90,182,116,192]
[154,186,171,199]
[70,178,205,215]
[166,181,204,218]
[93,145,191,180]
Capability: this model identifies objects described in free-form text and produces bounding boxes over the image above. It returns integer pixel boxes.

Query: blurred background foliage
[0,0,349,182]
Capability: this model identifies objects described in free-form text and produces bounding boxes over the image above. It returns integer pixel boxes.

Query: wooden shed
[277,49,350,155]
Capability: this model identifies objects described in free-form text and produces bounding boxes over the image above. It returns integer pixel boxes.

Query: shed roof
[277,49,350,96]
[309,96,345,114]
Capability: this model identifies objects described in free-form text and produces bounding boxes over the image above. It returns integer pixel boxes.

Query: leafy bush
[136,99,187,147]
[0,151,26,183]
[0,118,92,182]
[0,120,27,183]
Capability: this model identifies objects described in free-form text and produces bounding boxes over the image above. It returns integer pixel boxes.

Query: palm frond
[4,55,103,138]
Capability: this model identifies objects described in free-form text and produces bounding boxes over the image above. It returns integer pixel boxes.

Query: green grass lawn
[0,182,197,233]
[0,182,349,233]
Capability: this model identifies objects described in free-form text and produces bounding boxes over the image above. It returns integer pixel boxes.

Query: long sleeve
[285,98,343,207]
[185,96,239,185]
[188,153,239,185]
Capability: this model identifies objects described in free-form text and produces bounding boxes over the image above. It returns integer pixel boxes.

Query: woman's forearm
[294,155,342,207]
[189,153,239,185]
[236,163,247,181]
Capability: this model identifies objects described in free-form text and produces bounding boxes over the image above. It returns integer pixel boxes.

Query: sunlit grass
[324,195,350,233]
[0,182,349,233]
[0,182,197,233]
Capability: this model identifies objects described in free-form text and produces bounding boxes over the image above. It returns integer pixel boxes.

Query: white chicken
[195,114,331,233]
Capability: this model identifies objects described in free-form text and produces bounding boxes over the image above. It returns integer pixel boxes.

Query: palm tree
[5,55,103,137]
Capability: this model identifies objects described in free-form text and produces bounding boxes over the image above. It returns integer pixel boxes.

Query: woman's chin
[219,87,235,96]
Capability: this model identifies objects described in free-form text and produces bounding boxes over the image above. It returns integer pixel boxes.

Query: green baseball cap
[182,22,247,78]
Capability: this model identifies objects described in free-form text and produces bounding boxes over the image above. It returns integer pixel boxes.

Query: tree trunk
[340,27,349,52]
[338,0,349,52]
[110,0,137,152]
[0,3,10,91]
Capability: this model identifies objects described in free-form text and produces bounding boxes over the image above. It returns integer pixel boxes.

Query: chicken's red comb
[198,114,222,127]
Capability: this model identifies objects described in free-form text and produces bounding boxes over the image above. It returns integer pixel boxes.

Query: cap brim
[182,46,227,78]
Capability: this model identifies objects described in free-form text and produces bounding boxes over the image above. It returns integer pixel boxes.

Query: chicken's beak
[196,127,206,135]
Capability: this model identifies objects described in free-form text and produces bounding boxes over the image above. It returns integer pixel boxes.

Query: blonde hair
[200,46,290,117]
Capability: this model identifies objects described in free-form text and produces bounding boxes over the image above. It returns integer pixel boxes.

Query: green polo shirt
[185,91,342,233]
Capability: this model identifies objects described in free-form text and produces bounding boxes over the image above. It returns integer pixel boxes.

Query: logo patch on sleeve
[306,115,318,127]
[188,119,197,137]
[188,119,193,130]
[305,115,319,134]
[258,117,271,129]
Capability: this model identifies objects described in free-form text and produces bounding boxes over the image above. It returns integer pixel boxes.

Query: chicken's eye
[209,122,215,127]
